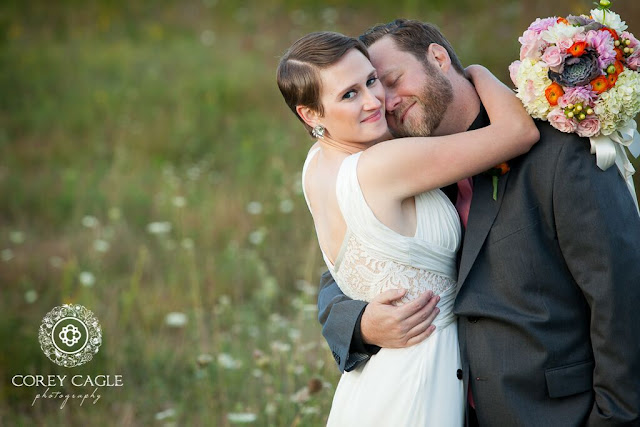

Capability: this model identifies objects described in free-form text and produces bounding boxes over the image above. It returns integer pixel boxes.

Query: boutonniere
[484,162,510,200]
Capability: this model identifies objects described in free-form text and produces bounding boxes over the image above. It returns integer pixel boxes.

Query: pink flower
[620,31,640,50]
[542,46,566,68]
[627,52,640,71]
[557,86,598,108]
[528,17,558,34]
[508,61,521,86]
[556,38,574,51]
[548,108,578,134]
[576,117,601,137]
[586,30,617,69]
[519,30,546,60]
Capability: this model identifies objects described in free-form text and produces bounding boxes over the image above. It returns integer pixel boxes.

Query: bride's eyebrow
[335,70,377,97]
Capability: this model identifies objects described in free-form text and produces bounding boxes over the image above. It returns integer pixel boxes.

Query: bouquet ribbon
[589,119,640,215]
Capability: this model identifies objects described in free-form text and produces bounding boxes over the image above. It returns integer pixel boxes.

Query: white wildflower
[24,290,38,304]
[227,412,257,424]
[165,312,188,327]
[93,239,110,253]
[248,229,265,245]
[147,221,172,234]
[9,231,25,244]
[279,199,294,214]
[81,216,99,229]
[1,249,14,262]
[200,30,216,46]
[246,201,263,215]
[79,271,95,287]
[155,408,176,421]
[172,196,186,208]
[217,353,242,370]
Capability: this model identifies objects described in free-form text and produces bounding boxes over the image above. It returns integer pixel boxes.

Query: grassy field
[1,1,638,425]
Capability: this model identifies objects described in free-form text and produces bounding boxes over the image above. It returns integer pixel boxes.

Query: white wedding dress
[302,147,464,426]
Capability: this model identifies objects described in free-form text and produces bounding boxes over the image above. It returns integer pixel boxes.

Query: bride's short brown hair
[277,32,369,136]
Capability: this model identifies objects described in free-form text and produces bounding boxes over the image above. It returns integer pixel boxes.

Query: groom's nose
[385,90,401,113]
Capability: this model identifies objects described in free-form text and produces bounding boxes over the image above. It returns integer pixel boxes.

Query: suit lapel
[457,170,510,286]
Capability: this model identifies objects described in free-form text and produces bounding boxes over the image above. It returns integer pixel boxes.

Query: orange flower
[557,17,569,25]
[568,41,588,57]
[613,60,624,75]
[599,27,619,40]
[495,162,510,175]
[607,73,618,87]
[591,75,609,94]
[545,82,564,106]
[615,47,624,61]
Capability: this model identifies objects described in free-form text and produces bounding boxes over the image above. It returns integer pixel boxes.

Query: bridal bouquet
[509,0,640,211]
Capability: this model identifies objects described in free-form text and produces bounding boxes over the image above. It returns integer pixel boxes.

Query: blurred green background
[1,0,638,425]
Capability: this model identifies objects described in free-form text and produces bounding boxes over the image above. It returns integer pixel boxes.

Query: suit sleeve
[317,270,380,372]
[552,139,640,425]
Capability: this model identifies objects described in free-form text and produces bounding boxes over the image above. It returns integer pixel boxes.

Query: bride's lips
[400,102,416,124]
[361,109,382,123]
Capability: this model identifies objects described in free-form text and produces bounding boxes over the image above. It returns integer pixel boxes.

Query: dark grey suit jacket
[317,120,640,426]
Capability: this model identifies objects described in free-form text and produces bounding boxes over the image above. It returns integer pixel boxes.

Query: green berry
[599,0,611,7]
[607,64,617,74]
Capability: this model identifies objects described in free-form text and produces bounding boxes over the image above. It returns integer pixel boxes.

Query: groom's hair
[277,32,369,136]
[360,19,464,75]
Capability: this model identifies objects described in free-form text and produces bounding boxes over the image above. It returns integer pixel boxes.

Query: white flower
[81,216,99,229]
[165,312,188,327]
[590,8,627,33]
[9,231,25,244]
[279,199,294,214]
[49,256,64,268]
[514,58,553,119]
[181,238,194,250]
[248,229,265,245]
[93,239,110,253]
[217,353,242,370]
[541,22,581,45]
[147,221,172,234]
[1,249,14,262]
[108,207,121,221]
[246,201,262,215]
[172,196,186,208]
[79,271,96,287]
[227,413,257,424]
[154,408,176,421]
[200,30,216,46]
[24,290,38,304]
[594,70,640,135]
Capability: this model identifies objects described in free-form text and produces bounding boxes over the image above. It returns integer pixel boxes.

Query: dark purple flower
[566,15,604,32]
[548,51,602,87]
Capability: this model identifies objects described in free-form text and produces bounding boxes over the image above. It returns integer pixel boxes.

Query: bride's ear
[296,105,320,128]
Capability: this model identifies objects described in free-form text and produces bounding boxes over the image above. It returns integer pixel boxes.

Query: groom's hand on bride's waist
[361,289,440,348]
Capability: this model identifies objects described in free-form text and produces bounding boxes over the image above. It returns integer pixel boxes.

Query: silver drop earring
[312,125,325,139]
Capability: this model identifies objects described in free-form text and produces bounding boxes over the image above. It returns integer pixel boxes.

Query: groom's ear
[296,105,320,128]
[427,43,451,73]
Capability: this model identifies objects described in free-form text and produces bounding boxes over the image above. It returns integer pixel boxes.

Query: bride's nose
[362,87,382,110]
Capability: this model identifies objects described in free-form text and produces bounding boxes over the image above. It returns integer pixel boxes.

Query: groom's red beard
[388,65,454,138]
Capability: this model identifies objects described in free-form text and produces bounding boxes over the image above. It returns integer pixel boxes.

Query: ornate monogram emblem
[38,304,102,368]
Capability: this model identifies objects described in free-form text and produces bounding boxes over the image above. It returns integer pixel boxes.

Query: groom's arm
[553,138,640,425]
[318,270,441,372]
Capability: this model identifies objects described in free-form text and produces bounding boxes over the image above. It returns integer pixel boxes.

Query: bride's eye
[342,90,357,100]
[366,77,378,87]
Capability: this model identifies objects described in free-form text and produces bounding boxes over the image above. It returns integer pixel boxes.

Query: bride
[277,31,538,426]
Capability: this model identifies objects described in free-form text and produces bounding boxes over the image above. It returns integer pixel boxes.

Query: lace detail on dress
[334,233,456,305]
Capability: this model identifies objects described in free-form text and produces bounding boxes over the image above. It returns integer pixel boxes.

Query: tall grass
[1,0,638,425]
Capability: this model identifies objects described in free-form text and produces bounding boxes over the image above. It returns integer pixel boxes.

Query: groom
[317,19,640,426]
